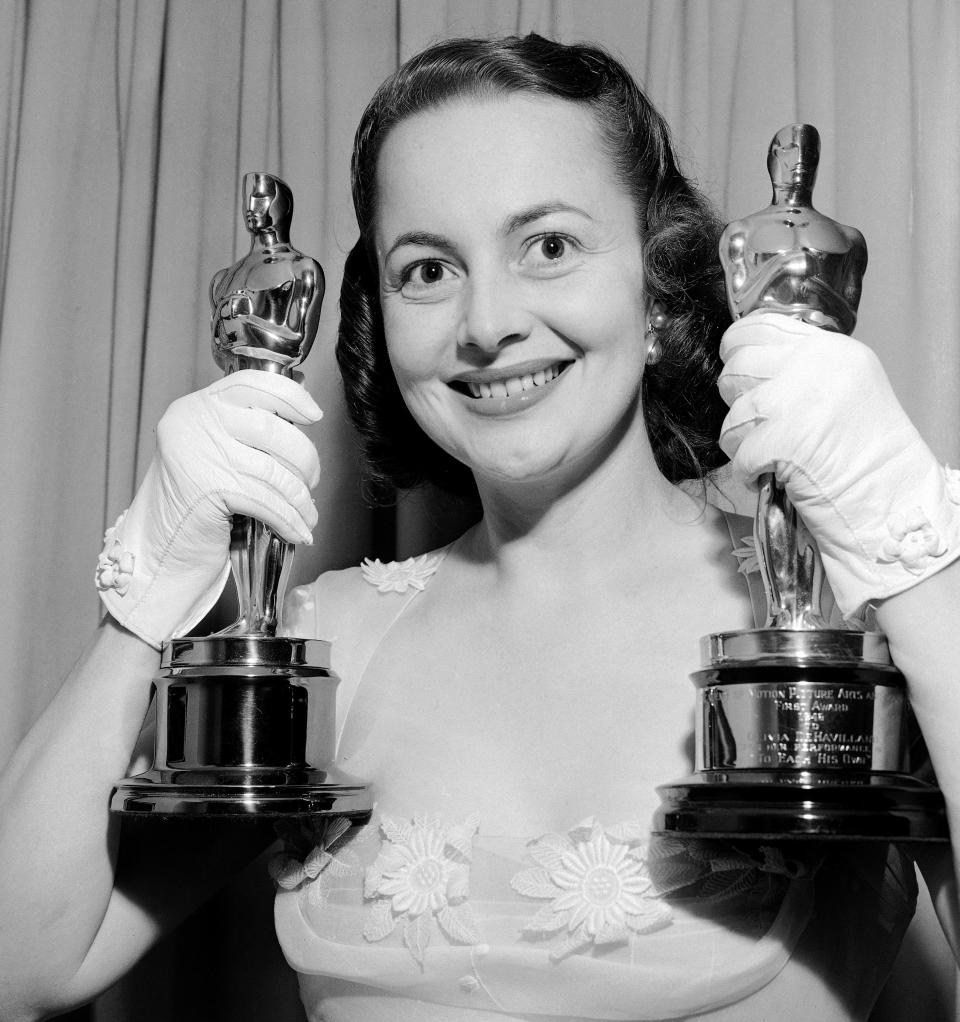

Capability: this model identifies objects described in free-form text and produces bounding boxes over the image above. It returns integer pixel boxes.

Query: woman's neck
[467,420,708,586]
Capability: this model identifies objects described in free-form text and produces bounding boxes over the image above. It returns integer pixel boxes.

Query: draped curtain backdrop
[1,2,958,1020]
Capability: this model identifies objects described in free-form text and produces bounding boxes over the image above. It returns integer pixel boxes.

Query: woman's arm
[0,370,323,1020]
[0,618,278,1021]
[877,562,960,958]
[0,618,162,1018]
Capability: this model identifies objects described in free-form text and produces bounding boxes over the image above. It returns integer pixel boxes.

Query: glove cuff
[94,463,232,649]
[821,464,960,619]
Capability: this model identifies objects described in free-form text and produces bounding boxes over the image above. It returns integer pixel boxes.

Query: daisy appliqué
[731,534,760,575]
[646,835,812,904]
[95,510,136,595]
[361,553,441,594]
[269,816,362,909]
[363,812,481,966]
[511,817,671,962]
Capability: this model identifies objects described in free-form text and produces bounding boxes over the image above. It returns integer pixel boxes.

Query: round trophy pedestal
[653,629,948,842]
[110,772,371,818]
[110,635,372,820]
[655,771,946,841]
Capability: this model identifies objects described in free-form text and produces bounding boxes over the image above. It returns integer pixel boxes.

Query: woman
[2,34,959,1022]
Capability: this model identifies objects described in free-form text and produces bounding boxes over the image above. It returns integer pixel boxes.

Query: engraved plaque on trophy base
[110,637,372,819]
[653,630,948,841]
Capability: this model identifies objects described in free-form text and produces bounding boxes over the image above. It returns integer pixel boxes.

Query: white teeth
[463,363,565,399]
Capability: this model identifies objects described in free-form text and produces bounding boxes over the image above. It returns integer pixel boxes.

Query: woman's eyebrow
[383,202,592,260]
[384,230,453,260]
[502,201,592,234]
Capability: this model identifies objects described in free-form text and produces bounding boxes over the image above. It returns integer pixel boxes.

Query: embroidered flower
[731,534,760,575]
[878,507,946,574]
[511,817,671,961]
[95,511,135,595]
[647,835,811,905]
[269,816,362,908]
[944,465,960,505]
[363,813,481,965]
[360,553,441,594]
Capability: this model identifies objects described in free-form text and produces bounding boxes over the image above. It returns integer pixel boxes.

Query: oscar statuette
[654,126,948,840]
[110,173,371,819]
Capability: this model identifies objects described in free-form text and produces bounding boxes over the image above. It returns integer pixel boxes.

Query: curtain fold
[0,2,957,1019]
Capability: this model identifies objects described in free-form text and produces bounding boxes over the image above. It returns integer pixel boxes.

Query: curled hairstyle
[337,34,731,504]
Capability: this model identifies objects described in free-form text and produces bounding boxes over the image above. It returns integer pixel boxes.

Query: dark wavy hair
[337,34,730,504]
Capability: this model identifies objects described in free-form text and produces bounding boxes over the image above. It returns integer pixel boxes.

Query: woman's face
[374,94,652,490]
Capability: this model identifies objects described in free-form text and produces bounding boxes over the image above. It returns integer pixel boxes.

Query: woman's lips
[463,361,566,399]
[450,360,573,415]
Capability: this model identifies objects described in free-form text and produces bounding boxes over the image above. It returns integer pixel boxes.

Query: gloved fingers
[729,419,789,487]
[211,369,323,425]
[219,403,321,488]
[219,481,317,546]
[718,389,764,461]
[226,444,318,534]
[719,311,829,361]
[717,345,794,406]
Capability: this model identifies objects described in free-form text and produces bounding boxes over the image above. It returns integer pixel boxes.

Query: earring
[645,318,664,365]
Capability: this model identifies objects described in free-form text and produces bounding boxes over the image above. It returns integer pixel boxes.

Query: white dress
[272,522,916,1022]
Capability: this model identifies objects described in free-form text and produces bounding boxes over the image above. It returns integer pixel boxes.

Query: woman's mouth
[452,361,572,399]
[449,361,573,415]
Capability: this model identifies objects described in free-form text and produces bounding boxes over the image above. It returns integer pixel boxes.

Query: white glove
[95,370,322,648]
[718,312,960,619]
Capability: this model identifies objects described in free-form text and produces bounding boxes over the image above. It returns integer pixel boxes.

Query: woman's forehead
[373,94,630,239]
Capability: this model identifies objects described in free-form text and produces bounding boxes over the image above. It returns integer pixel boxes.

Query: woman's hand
[717,312,960,618]
[95,369,322,648]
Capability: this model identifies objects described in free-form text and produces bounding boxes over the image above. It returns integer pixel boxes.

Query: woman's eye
[539,235,566,260]
[522,233,578,271]
[400,260,454,296]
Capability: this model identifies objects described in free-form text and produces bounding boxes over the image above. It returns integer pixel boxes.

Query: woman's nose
[457,270,532,354]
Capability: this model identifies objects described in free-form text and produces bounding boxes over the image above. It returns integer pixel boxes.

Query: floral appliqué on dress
[361,553,442,594]
[270,816,362,909]
[511,817,671,961]
[731,535,760,575]
[647,836,812,904]
[364,813,482,966]
[95,510,135,595]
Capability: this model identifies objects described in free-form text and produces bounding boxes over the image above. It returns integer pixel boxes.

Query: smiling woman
[3,26,960,1022]
[338,35,730,504]
[374,96,656,491]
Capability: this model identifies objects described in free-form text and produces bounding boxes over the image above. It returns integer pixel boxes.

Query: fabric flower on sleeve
[511,817,671,962]
[878,507,946,574]
[363,812,482,966]
[360,554,442,594]
[95,511,136,595]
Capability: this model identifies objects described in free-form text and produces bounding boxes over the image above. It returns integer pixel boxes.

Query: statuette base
[110,636,372,820]
[653,629,948,842]
[654,771,946,841]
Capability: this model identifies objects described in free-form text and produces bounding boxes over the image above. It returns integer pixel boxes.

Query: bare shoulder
[283,544,454,646]
[283,563,372,646]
